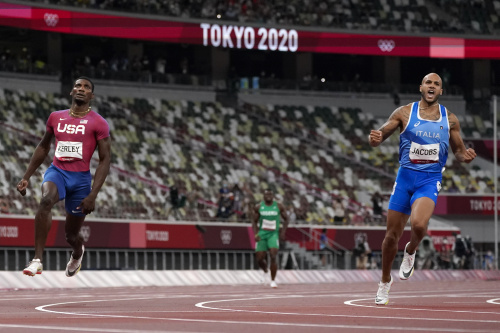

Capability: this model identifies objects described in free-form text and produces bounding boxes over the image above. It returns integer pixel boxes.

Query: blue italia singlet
[399,102,450,173]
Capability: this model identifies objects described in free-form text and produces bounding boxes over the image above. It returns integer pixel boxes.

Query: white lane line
[344,294,500,315]
[30,305,498,333]
[487,298,500,305]
[32,294,500,332]
[0,324,204,333]
[443,302,492,304]
[196,294,500,323]
[53,310,226,315]
[0,294,195,302]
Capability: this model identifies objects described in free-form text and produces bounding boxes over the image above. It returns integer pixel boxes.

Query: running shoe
[375,275,393,305]
[399,242,415,280]
[23,259,42,276]
[65,245,85,277]
[270,280,278,288]
[260,271,269,285]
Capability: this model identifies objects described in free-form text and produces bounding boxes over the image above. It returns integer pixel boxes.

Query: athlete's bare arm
[278,202,289,241]
[448,111,476,163]
[17,131,54,196]
[252,203,261,241]
[369,104,411,147]
[77,136,111,214]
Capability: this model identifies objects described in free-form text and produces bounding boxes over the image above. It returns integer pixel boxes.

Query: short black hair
[75,76,95,92]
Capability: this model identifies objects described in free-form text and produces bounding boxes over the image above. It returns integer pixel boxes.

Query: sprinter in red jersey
[17,77,111,277]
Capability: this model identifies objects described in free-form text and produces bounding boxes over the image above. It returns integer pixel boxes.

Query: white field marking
[196,295,500,324]
[34,294,500,332]
[344,294,500,315]
[31,300,496,333]
[487,298,500,305]
[443,302,492,304]
[36,295,195,313]
[56,310,225,314]
[0,324,204,333]
[3,286,486,300]
[0,294,199,304]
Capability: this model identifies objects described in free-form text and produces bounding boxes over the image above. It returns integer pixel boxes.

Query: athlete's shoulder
[445,108,460,129]
[389,103,413,120]
[443,105,453,116]
[89,111,110,130]
[46,110,67,124]
[274,200,284,208]
[89,110,108,122]
[52,109,69,114]
[403,102,416,111]
[48,109,69,118]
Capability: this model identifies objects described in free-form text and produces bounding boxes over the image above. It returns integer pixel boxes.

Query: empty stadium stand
[24,0,500,35]
[0,84,493,224]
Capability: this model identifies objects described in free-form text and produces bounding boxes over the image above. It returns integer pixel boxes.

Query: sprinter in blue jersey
[369,73,476,305]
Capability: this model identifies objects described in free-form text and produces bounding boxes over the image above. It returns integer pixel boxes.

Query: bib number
[409,142,439,164]
[55,141,83,161]
[262,219,277,231]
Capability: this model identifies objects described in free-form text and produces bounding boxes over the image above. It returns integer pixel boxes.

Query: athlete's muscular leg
[269,248,279,281]
[381,209,409,283]
[65,214,86,259]
[34,182,59,261]
[256,251,268,273]
[407,197,435,254]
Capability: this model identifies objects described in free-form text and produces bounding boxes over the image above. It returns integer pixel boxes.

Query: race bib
[261,219,277,231]
[409,142,439,164]
[55,141,83,161]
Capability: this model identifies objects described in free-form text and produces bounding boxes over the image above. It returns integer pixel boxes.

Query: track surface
[1,280,499,332]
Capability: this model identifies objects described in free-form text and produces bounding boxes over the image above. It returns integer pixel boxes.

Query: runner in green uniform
[252,189,289,288]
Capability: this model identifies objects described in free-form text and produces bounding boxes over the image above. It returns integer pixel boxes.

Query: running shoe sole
[22,270,41,276]
[23,261,42,276]
[66,245,84,277]
[66,264,82,277]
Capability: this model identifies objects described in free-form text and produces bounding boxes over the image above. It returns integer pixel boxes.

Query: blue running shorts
[42,164,92,216]
[388,167,442,215]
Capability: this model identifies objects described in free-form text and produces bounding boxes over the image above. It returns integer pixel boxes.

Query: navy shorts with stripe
[388,167,442,215]
[42,164,91,216]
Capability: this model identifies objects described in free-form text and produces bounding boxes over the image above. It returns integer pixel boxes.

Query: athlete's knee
[411,221,428,238]
[382,232,400,248]
[256,252,266,261]
[65,232,81,246]
[39,195,56,211]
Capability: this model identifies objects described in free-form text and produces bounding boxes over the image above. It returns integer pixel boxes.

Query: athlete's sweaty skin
[17,77,111,273]
[369,73,476,299]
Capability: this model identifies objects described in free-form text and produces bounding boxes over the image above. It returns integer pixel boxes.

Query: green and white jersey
[258,200,280,232]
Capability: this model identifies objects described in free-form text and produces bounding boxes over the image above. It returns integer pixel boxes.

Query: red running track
[0,279,499,333]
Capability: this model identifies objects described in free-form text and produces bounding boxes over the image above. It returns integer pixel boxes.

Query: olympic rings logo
[44,13,59,27]
[378,39,395,52]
